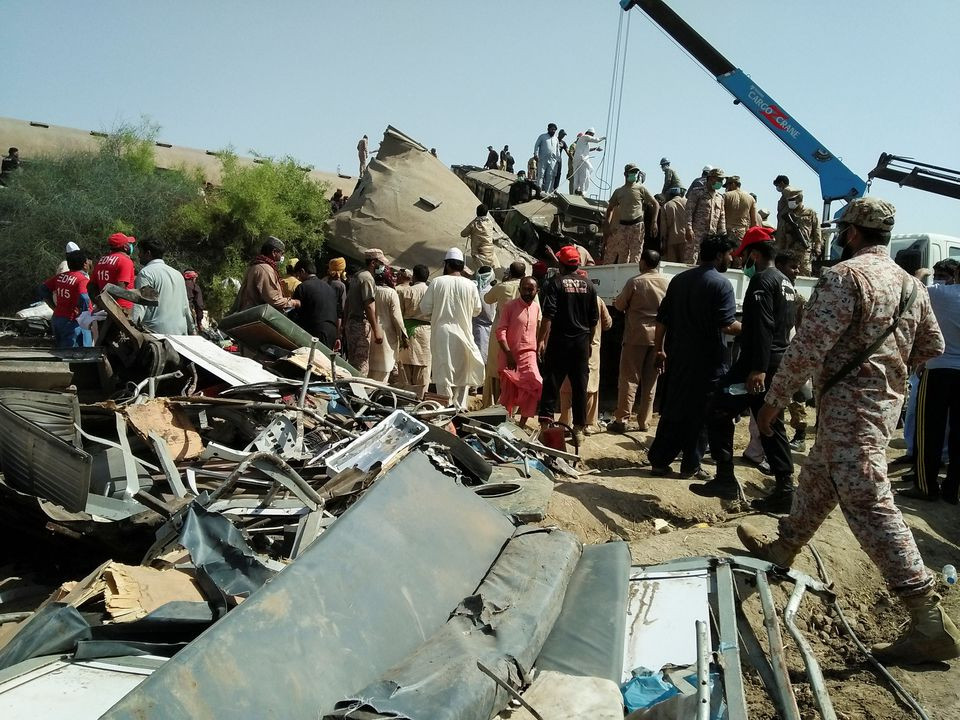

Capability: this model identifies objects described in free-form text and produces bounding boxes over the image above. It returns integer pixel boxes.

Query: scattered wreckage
[0,252,932,720]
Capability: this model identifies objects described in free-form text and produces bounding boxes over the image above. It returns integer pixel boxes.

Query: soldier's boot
[689,464,742,501]
[750,475,795,514]
[736,521,799,567]
[871,591,960,665]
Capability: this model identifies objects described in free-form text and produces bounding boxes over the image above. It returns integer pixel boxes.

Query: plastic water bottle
[943,565,957,585]
[725,383,748,396]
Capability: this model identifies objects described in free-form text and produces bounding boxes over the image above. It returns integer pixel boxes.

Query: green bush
[0,123,330,318]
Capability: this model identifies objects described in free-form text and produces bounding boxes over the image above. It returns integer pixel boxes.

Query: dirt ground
[540,418,960,719]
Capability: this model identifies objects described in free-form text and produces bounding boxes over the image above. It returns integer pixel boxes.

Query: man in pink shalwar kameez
[496,277,542,425]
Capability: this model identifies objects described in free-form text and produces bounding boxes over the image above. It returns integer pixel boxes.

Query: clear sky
[4,0,959,234]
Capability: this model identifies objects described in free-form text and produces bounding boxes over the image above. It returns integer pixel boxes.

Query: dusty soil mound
[540,420,960,720]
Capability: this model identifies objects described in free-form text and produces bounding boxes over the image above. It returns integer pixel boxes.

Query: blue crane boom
[620,0,867,220]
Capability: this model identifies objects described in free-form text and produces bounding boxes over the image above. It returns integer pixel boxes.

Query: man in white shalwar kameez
[571,128,605,195]
[419,248,485,409]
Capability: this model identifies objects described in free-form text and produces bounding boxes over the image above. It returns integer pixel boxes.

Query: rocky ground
[540,418,960,719]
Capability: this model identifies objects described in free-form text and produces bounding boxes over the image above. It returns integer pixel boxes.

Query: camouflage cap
[784,187,803,201]
[624,163,639,173]
[724,175,740,185]
[833,196,896,231]
[707,167,725,178]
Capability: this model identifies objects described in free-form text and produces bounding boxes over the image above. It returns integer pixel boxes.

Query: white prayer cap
[65,241,80,253]
[586,127,596,134]
[445,247,464,262]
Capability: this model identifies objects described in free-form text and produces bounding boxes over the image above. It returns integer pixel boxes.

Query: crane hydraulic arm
[621,0,867,220]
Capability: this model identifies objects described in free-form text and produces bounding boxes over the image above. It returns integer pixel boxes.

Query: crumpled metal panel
[328,527,583,720]
[324,410,427,474]
[101,451,516,719]
[0,388,81,445]
[0,403,91,512]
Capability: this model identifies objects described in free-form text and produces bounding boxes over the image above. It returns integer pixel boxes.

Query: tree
[0,122,330,319]
[174,152,330,316]
[0,121,201,312]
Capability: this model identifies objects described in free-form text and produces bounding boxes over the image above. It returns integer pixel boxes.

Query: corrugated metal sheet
[0,389,81,444]
[0,403,91,512]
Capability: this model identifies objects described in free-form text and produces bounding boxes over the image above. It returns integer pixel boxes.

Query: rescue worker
[693,233,794,509]
[460,204,503,270]
[608,248,670,433]
[92,232,137,313]
[396,264,432,398]
[343,248,386,376]
[774,187,821,276]
[571,128,605,195]
[774,250,811,451]
[501,145,515,173]
[683,168,726,264]
[419,248,485,409]
[739,196,960,665]
[659,187,687,263]
[40,249,93,348]
[648,234,740,477]
[357,134,368,176]
[533,123,560,191]
[722,175,759,246]
[603,163,659,265]
[659,158,682,196]
[537,245,600,445]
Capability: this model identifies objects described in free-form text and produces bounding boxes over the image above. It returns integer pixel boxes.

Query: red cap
[532,261,548,277]
[732,226,773,257]
[108,232,136,249]
[183,270,198,279]
[556,245,580,267]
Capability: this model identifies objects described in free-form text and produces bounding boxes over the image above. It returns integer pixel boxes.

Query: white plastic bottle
[943,565,957,585]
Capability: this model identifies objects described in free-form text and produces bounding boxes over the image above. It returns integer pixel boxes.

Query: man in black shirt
[538,245,599,443]
[693,238,795,507]
[291,259,340,349]
[648,234,741,477]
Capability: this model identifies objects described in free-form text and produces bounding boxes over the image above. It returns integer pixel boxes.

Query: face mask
[374,265,385,276]
[836,226,855,261]
[743,263,756,279]
[787,200,798,210]
[626,172,639,183]
[128,244,135,255]
[712,182,723,190]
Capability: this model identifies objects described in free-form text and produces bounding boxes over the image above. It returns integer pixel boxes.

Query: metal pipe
[298,338,318,410]
[809,544,930,720]
[784,582,837,720]
[755,570,801,720]
[460,423,530,478]
[475,660,544,720]
[167,397,360,438]
[695,619,711,720]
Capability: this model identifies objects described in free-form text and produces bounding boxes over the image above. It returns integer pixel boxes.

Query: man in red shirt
[93,232,136,311]
[40,249,93,348]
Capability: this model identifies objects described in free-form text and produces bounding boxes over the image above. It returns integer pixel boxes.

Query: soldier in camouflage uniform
[659,158,682,196]
[602,163,659,265]
[773,187,821,276]
[739,196,960,665]
[683,167,726,264]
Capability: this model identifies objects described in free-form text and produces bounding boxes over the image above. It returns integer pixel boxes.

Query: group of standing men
[41,232,202,348]
[605,193,960,666]
[531,123,606,196]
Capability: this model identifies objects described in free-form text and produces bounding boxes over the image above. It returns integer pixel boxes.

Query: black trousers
[539,335,590,427]
[915,367,960,499]
[707,387,793,481]
[648,370,714,472]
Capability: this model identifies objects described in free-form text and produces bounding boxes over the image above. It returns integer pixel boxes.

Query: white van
[828,232,960,271]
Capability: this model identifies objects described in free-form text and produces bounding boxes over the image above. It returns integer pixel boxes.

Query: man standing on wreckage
[738,196,960,665]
